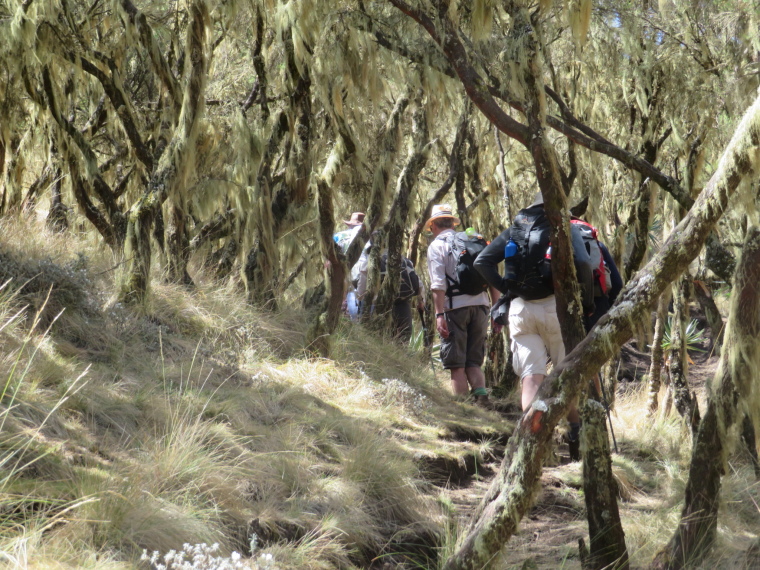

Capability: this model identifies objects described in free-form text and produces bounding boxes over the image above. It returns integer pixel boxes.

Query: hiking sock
[568,422,581,442]
[471,387,488,397]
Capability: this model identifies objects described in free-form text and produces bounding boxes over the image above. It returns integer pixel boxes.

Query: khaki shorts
[508,296,565,379]
[439,305,489,369]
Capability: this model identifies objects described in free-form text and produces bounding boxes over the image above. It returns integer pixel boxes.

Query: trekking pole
[418,307,437,376]
[597,373,619,454]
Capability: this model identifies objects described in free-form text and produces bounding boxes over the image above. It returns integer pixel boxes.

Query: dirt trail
[442,343,721,570]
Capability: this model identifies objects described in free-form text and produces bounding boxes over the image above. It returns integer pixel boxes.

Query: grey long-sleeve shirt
[474,213,595,312]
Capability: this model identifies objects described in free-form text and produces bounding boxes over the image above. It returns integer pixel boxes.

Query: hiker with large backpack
[474,192,595,459]
[426,204,502,409]
[570,216,623,331]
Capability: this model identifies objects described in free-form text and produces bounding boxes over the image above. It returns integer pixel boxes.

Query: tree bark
[166,201,194,286]
[693,280,724,355]
[352,94,410,321]
[647,290,671,416]
[669,273,700,436]
[407,108,468,266]
[581,400,629,570]
[42,66,126,246]
[245,111,288,306]
[741,413,760,480]
[624,181,653,281]
[485,329,518,397]
[651,226,760,569]
[46,167,68,232]
[307,115,356,354]
[493,126,512,221]
[375,98,430,333]
[250,30,313,303]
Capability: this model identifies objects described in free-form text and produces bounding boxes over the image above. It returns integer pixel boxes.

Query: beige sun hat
[426,204,461,229]
[343,212,365,227]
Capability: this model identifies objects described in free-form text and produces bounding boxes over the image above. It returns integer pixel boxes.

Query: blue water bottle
[504,239,518,280]
[504,239,517,258]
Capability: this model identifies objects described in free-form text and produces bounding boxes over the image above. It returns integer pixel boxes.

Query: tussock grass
[0,218,508,569]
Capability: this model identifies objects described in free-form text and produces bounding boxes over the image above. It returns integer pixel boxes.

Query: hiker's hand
[491,319,503,335]
[436,315,449,338]
[416,299,425,312]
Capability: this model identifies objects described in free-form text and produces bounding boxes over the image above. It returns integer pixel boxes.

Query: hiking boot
[473,395,495,411]
[568,437,581,462]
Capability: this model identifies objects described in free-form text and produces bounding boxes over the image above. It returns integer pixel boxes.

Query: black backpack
[445,232,490,298]
[380,253,421,301]
[502,205,554,300]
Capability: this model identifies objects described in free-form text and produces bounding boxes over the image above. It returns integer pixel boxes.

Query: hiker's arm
[474,230,509,294]
[488,286,504,334]
[427,240,450,338]
[432,289,449,338]
[489,286,501,305]
[570,224,595,314]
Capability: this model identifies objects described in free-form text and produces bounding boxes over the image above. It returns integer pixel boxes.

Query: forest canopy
[2,0,760,568]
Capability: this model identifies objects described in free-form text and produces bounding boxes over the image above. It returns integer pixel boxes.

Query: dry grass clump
[0,220,112,340]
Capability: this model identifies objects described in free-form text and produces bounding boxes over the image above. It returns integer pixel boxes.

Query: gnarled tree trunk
[581,400,629,569]
[693,280,724,355]
[119,0,208,304]
[375,98,430,334]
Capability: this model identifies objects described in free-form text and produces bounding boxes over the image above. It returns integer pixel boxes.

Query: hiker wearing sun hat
[344,212,365,227]
[425,204,460,230]
[426,204,501,409]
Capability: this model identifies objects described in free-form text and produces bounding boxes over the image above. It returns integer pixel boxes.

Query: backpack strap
[519,214,541,276]
[443,233,460,305]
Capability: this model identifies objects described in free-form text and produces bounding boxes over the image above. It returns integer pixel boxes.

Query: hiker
[333,212,365,320]
[354,246,423,343]
[474,192,595,459]
[570,216,623,421]
[570,216,623,331]
[426,204,501,408]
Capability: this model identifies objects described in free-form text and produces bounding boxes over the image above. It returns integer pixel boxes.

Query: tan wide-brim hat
[344,212,365,227]
[426,204,460,229]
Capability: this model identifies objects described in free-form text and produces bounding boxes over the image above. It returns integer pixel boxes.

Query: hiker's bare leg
[465,366,486,391]
[523,373,582,423]
[521,373,544,410]
[450,368,470,396]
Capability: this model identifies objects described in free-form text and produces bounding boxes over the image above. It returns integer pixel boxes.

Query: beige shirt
[427,229,490,310]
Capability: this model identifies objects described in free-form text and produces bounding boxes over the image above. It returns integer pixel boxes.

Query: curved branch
[62,51,153,170]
